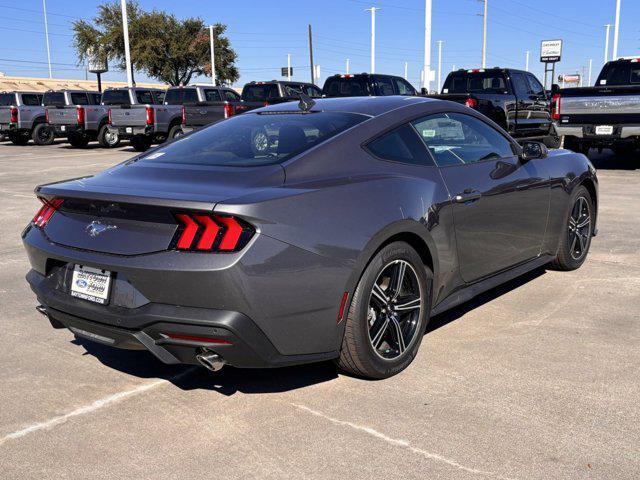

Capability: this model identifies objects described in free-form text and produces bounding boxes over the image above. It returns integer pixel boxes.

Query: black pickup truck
[241,81,322,108]
[433,68,557,146]
[554,58,640,155]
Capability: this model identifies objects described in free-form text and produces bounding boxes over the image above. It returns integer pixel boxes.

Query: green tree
[73,1,238,86]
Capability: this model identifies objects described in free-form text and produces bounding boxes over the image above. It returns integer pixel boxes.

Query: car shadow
[588,150,639,170]
[72,337,338,396]
[71,266,547,394]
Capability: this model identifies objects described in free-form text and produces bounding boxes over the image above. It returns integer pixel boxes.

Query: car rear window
[102,90,131,105]
[165,88,199,105]
[242,84,279,102]
[43,92,65,106]
[443,72,508,94]
[70,93,89,105]
[282,84,322,98]
[323,77,370,97]
[596,61,640,86]
[139,111,367,167]
[135,90,154,104]
[21,94,42,106]
[0,93,14,106]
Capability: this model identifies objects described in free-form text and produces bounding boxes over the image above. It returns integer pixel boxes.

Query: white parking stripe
[290,403,516,480]
[0,367,197,446]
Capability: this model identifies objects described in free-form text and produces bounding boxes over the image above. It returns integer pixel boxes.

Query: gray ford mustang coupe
[23,96,598,379]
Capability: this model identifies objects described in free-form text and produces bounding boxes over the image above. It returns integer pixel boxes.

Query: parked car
[322,73,418,97]
[0,91,48,145]
[43,90,118,148]
[106,87,182,151]
[24,96,598,379]
[165,85,245,133]
[434,68,558,146]
[554,58,640,156]
[241,80,321,108]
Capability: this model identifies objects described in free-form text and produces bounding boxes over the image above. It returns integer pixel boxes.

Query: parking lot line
[290,403,515,480]
[0,367,196,447]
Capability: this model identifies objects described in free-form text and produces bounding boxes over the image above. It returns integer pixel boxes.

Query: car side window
[366,124,434,166]
[393,78,416,95]
[136,90,153,104]
[182,89,198,103]
[223,90,241,102]
[22,94,41,106]
[90,93,102,104]
[510,73,531,97]
[411,113,514,167]
[525,74,545,96]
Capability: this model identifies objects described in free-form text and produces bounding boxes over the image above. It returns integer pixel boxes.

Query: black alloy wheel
[567,195,591,261]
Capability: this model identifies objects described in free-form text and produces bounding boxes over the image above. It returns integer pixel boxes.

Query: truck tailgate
[183,104,224,127]
[0,107,12,124]
[47,107,78,126]
[109,107,147,127]
[559,86,640,124]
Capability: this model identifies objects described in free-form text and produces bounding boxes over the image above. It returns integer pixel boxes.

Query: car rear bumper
[108,125,153,139]
[29,269,336,368]
[556,123,640,143]
[51,124,82,136]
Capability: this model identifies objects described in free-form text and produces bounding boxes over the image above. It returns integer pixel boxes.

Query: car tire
[166,125,184,141]
[68,133,89,148]
[336,241,431,379]
[9,132,29,146]
[131,136,152,152]
[32,123,55,146]
[550,185,594,271]
[97,124,120,148]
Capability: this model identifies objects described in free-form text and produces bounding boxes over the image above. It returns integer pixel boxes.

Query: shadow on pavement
[72,336,338,395]
[588,149,639,170]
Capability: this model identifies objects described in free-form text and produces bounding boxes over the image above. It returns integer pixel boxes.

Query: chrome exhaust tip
[35,305,48,316]
[195,348,225,372]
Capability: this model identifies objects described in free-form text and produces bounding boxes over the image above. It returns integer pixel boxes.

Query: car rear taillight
[181,106,186,125]
[45,108,49,123]
[263,102,270,107]
[465,97,478,109]
[32,198,63,228]
[552,93,561,120]
[173,213,254,252]
[76,106,85,125]
[145,106,154,125]
[224,103,235,119]
[10,106,18,123]
[107,108,112,125]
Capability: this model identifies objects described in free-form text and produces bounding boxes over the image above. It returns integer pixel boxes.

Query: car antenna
[298,93,315,112]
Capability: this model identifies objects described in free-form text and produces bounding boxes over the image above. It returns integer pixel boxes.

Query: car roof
[255,95,435,117]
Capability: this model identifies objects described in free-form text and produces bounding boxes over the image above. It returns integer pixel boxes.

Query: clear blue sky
[0,0,638,89]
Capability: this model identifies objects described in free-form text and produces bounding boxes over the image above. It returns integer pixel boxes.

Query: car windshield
[443,72,508,94]
[43,92,65,106]
[102,90,131,105]
[138,111,367,167]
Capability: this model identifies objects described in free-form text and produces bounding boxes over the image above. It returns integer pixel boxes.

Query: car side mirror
[520,141,548,161]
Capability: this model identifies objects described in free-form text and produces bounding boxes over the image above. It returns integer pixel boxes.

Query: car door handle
[454,190,482,203]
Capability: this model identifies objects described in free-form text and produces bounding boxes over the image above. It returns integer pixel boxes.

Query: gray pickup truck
[165,85,245,133]
[43,90,119,148]
[106,87,183,151]
[554,58,640,156]
[0,91,48,145]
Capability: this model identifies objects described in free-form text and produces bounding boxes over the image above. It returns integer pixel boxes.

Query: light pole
[120,0,133,87]
[612,0,621,60]
[423,0,432,92]
[404,62,408,80]
[365,7,379,73]
[42,0,52,78]
[604,24,613,63]
[437,40,444,93]
[481,0,488,68]
[209,25,216,86]
[588,59,593,86]
[346,58,350,74]
[525,51,530,71]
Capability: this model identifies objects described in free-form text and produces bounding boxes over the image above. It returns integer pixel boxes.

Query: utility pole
[308,24,315,84]
[120,0,133,87]
[287,53,292,81]
[481,0,488,68]
[588,58,593,85]
[525,51,530,71]
[612,0,621,60]
[365,7,379,73]
[437,40,444,92]
[423,0,432,92]
[209,25,217,86]
[604,24,613,63]
[404,62,408,80]
[346,58,350,74]
[42,0,52,78]
[452,64,456,72]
